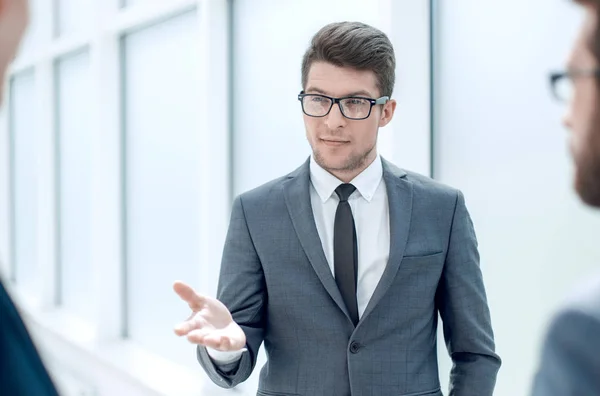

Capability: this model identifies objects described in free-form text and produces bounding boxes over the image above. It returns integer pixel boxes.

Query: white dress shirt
[208,154,390,364]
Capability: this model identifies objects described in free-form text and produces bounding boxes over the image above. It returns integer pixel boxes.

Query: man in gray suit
[531,1,600,394]
[174,21,501,396]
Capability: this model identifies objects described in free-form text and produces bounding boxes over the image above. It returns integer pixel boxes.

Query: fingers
[173,314,204,336]
[190,326,247,350]
[173,280,205,311]
[188,330,232,351]
[173,319,196,336]
[185,328,214,345]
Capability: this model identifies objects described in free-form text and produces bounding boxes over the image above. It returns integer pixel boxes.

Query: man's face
[0,0,29,103]
[302,61,396,177]
[564,4,600,207]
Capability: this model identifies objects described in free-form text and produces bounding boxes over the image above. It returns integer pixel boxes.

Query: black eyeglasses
[298,91,389,120]
[549,69,600,102]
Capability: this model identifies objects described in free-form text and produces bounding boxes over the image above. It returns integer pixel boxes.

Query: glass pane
[123,11,201,362]
[16,0,44,60]
[10,71,38,295]
[56,50,94,320]
[0,110,8,268]
[55,0,94,37]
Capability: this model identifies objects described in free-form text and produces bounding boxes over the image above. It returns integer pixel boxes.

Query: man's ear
[379,99,397,128]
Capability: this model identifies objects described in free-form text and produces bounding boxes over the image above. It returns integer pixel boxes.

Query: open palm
[173,281,246,351]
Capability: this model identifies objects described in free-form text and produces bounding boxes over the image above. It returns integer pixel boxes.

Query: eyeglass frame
[297,90,390,120]
[549,68,600,102]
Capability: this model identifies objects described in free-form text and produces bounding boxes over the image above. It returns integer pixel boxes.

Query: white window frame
[1,0,230,394]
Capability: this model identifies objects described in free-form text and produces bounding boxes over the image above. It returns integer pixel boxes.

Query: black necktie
[334,183,359,326]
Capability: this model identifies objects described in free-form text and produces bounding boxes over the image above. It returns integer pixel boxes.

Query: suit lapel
[283,159,352,322]
[360,159,413,323]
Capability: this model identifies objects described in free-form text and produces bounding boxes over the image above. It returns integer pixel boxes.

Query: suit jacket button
[349,341,361,354]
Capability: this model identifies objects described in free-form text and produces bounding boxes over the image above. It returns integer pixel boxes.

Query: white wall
[435,1,600,395]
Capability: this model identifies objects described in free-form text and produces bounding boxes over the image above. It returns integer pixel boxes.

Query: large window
[122,10,202,362]
[56,50,94,320]
[2,0,230,394]
[10,71,38,297]
[0,110,9,272]
[3,0,231,392]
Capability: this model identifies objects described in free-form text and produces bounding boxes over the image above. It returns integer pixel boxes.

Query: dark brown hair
[301,21,396,98]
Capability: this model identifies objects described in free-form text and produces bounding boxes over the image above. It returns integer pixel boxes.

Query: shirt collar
[309,154,383,203]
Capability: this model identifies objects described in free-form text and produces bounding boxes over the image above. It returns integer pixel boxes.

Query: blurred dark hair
[301,22,396,98]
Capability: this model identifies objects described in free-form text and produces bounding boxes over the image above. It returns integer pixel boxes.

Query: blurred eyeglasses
[298,91,389,120]
[549,69,600,102]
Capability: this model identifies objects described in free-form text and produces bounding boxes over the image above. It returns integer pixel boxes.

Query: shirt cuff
[206,346,246,364]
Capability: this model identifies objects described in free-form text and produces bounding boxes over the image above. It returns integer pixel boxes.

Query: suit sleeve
[531,308,600,396]
[196,195,267,388]
[436,190,502,395]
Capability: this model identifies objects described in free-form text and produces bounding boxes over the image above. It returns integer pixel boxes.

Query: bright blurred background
[1,0,599,395]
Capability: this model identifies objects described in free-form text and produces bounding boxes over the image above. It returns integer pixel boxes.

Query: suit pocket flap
[402,251,444,260]
[257,390,299,396]
[401,387,442,396]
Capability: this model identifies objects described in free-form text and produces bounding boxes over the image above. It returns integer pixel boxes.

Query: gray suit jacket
[531,275,600,396]
[197,158,501,396]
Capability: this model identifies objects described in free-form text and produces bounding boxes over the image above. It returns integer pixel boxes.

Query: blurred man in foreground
[531,1,600,394]
[0,0,60,394]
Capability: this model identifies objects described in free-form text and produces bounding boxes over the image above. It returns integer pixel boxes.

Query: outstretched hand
[173,281,246,351]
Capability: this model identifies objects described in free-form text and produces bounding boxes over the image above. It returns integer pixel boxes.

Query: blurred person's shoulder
[532,272,600,396]
[544,272,600,340]
[559,272,600,321]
